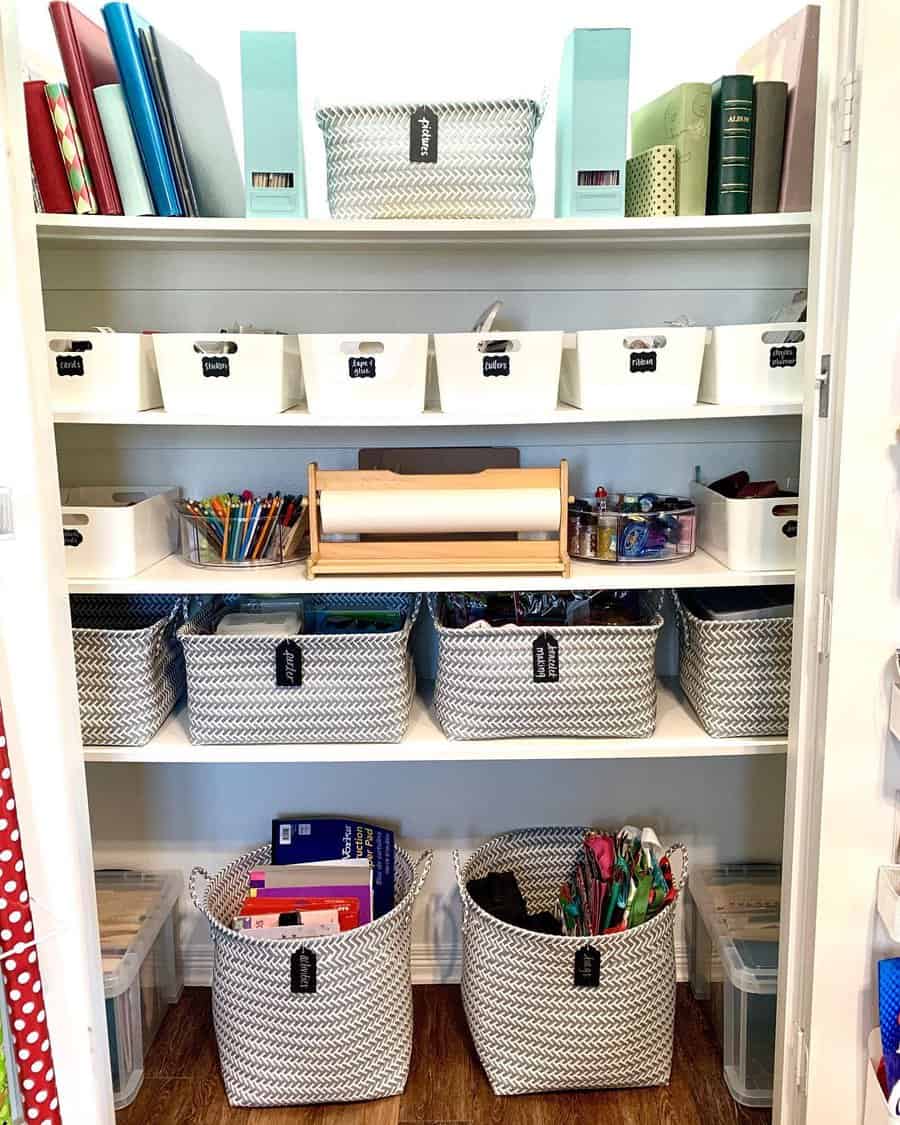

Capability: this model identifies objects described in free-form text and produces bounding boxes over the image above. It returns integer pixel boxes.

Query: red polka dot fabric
[0,709,61,1124]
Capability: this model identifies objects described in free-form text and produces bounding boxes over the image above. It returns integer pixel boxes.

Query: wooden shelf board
[53,401,803,427]
[35,212,812,250]
[67,547,794,595]
[83,680,787,764]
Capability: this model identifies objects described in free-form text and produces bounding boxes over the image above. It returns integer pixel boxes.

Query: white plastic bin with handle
[691,481,799,572]
[60,486,179,579]
[560,326,706,410]
[47,329,162,413]
[699,322,807,405]
[433,331,563,415]
[152,333,302,416]
[300,333,428,417]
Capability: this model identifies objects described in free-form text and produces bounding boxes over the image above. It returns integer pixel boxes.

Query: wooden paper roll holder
[306,461,571,578]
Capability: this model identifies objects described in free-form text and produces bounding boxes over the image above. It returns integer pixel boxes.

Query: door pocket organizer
[152,333,302,416]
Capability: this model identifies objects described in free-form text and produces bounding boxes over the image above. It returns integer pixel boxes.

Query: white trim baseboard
[181,941,690,988]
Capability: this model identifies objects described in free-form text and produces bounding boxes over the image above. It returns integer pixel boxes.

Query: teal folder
[555,29,631,218]
[240,31,307,219]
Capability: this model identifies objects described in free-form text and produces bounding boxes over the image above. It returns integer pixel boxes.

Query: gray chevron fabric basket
[455,828,686,1095]
[317,99,542,219]
[673,593,793,737]
[70,595,185,746]
[191,844,433,1107]
[429,594,663,739]
[178,594,419,744]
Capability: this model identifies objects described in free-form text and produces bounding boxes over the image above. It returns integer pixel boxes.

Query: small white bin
[47,330,162,413]
[700,322,807,406]
[691,481,799,572]
[152,333,302,416]
[560,326,706,410]
[300,333,428,417]
[61,485,178,579]
[433,331,562,415]
[865,1028,895,1124]
[97,869,182,1110]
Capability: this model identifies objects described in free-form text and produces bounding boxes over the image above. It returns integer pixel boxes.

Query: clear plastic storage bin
[97,870,182,1110]
[686,863,781,1109]
[47,330,162,414]
[567,495,696,562]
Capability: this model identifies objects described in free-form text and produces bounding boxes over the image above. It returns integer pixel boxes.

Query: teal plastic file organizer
[240,31,307,218]
[555,29,631,218]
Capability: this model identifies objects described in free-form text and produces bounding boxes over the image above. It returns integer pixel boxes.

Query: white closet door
[781,0,900,1121]
[0,1,114,1120]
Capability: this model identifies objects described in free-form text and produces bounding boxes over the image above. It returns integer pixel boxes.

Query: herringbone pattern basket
[71,595,185,746]
[191,844,432,1107]
[673,593,793,738]
[178,595,419,744]
[429,595,663,739]
[454,828,686,1095]
[316,99,542,219]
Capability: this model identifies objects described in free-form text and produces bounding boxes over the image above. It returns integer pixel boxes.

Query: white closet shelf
[35,212,812,250]
[83,680,787,764]
[53,402,803,427]
[68,548,794,595]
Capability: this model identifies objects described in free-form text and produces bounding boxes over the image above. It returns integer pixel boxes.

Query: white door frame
[0,1,115,1119]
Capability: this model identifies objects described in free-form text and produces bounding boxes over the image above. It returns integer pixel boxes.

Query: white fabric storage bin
[47,330,162,413]
[865,1029,895,1124]
[300,333,428,417]
[560,326,706,410]
[152,334,302,416]
[61,486,178,578]
[691,482,799,572]
[699,323,807,405]
[433,331,562,415]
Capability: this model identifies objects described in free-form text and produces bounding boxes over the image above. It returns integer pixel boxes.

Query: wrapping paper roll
[320,488,560,536]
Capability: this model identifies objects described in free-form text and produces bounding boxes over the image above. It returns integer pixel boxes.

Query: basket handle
[670,591,692,653]
[411,850,434,899]
[189,866,211,913]
[663,842,689,893]
[451,849,471,934]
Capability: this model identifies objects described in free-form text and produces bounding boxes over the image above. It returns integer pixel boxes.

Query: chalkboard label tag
[630,351,657,374]
[348,356,377,379]
[56,355,84,377]
[769,345,797,368]
[410,106,438,163]
[202,356,230,378]
[574,946,601,987]
[291,947,317,993]
[275,640,302,687]
[532,633,560,683]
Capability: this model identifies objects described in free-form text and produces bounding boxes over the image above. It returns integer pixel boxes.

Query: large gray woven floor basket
[430,594,663,739]
[71,595,185,746]
[317,99,542,219]
[673,592,793,738]
[192,844,432,1107]
[178,594,419,744]
[455,828,686,1095]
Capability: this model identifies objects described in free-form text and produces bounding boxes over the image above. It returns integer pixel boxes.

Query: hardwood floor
[116,984,771,1124]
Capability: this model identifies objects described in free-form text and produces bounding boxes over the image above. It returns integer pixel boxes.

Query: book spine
[94,84,155,216]
[678,84,711,216]
[751,82,788,214]
[707,76,754,215]
[44,82,98,214]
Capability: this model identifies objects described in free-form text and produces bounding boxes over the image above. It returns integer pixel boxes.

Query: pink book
[738,5,820,212]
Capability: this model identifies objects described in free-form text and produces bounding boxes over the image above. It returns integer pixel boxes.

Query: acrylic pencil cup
[175,498,309,568]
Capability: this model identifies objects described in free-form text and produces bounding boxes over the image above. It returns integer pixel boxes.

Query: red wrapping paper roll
[0,707,61,1123]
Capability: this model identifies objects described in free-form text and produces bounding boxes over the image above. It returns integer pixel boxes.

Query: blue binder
[102,3,181,216]
[241,31,307,218]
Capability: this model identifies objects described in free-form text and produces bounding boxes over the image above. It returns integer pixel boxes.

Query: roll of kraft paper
[320,488,561,536]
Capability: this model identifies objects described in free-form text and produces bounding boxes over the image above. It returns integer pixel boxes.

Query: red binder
[49,1,123,215]
[23,80,74,213]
